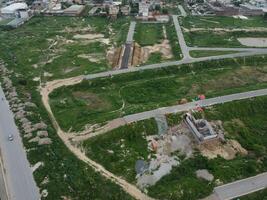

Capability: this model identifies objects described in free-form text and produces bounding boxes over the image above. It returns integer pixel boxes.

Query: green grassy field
[190,50,239,58]
[184,30,267,47]
[82,119,158,183]
[181,16,267,29]
[180,15,267,48]
[166,22,183,60]
[134,23,164,46]
[0,16,135,200]
[50,55,267,132]
[0,16,130,81]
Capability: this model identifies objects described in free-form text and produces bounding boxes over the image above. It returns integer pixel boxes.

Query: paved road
[121,21,136,69]
[126,21,136,44]
[85,50,267,80]
[0,86,40,200]
[189,47,267,52]
[123,88,267,123]
[172,15,191,59]
[0,159,8,200]
[178,5,187,17]
[120,43,132,69]
[214,172,267,200]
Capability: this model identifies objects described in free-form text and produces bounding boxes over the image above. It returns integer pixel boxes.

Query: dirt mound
[199,139,247,160]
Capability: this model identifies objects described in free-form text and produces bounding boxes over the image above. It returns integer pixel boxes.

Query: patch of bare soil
[78,54,103,63]
[72,91,111,110]
[106,47,123,68]
[63,67,77,74]
[132,40,173,66]
[192,67,267,95]
[238,37,267,47]
[73,33,110,45]
[62,26,92,34]
[199,139,247,160]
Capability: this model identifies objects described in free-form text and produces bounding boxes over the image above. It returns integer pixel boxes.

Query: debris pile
[136,122,194,189]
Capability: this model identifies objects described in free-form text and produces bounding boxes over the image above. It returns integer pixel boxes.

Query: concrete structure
[184,113,217,142]
[0,2,28,18]
[63,5,85,16]
[240,3,264,16]
[139,0,149,17]
[154,15,169,22]
[7,17,25,27]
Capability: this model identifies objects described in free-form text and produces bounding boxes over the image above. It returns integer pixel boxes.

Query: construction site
[134,110,247,189]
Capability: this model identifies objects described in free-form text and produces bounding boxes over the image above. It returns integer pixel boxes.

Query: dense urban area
[0,0,267,199]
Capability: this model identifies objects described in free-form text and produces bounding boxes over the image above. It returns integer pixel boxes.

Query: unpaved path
[40,78,153,200]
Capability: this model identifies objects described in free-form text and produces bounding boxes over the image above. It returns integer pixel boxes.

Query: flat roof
[1,3,28,14]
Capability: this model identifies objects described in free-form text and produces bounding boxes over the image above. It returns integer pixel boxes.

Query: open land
[0,9,267,200]
[50,55,267,132]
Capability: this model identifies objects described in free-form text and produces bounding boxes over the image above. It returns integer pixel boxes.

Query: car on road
[8,134,14,141]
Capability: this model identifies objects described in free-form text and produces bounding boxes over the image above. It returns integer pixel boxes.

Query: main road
[85,50,267,80]
[0,86,40,200]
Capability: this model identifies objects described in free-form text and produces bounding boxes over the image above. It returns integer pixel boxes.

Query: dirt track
[40,77,153,200]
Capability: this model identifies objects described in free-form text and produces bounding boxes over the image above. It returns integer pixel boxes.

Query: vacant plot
[148,96,267,200]
[180,16,267,47]
[134,23,164,46]
[50,55,267,131]
[184,30,267,47]
[82,119,158,183]
[0,16,130,81]
[0,16,135,200]
[166,22,182,60]
[181,16,267,29]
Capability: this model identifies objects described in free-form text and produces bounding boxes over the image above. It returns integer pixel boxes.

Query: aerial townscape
[0,0,267,199]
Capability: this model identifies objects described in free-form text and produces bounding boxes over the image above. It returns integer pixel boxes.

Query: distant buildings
[1,2,28,18]
[186,0,267,16]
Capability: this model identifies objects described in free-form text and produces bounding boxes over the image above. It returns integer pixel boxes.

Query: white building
[0,2,28,18]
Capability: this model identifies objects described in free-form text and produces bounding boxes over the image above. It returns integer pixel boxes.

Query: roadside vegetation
[50,55,267,131]
[82,119,158,183]
[134,23,164,46]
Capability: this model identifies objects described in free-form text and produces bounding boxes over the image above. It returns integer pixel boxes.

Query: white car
[8,134,14,141]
